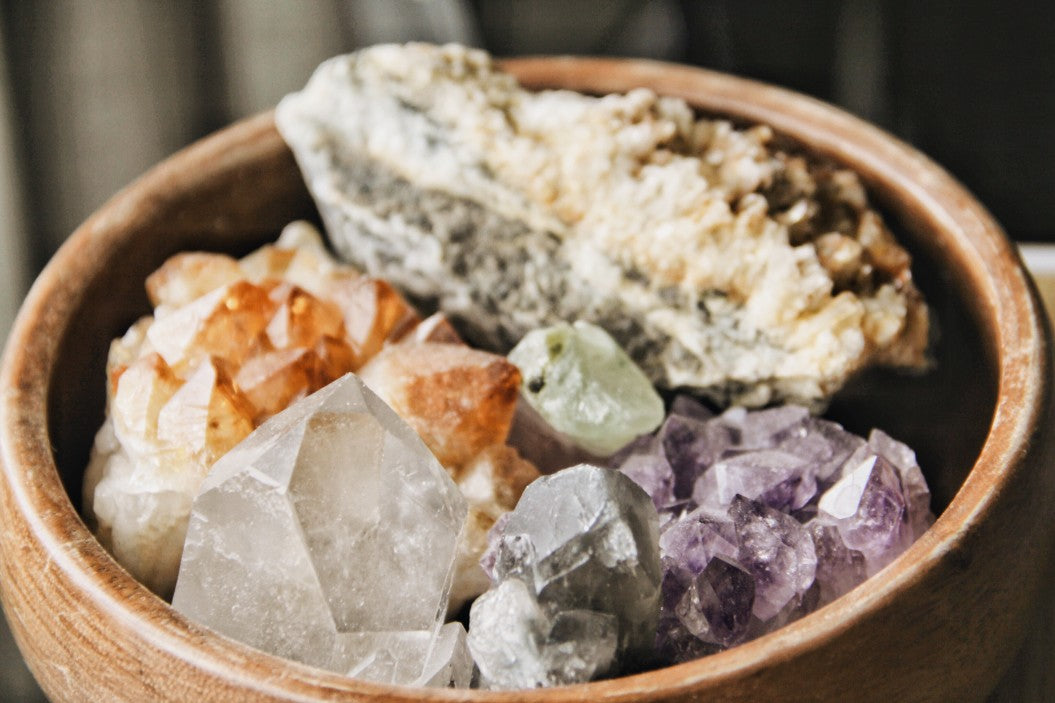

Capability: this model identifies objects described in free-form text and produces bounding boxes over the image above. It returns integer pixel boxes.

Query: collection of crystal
[85,222,932,688]
[611,397,932,662]
[83,42,936,692]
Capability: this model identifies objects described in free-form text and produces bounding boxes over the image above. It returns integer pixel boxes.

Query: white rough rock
[276,42,929,410]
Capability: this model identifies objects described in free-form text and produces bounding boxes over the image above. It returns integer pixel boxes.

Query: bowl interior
[12,59,1026,702]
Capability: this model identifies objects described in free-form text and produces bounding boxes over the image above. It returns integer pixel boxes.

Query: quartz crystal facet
[469,464,661,688]
[468,578,618,689]
[172,374,470,686]
[612,397,933,664]
[358,340,540,611]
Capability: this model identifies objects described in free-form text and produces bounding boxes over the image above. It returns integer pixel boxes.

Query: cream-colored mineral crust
[277,43,929,409]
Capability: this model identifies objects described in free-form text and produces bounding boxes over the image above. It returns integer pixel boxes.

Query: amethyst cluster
[612,396,933,664]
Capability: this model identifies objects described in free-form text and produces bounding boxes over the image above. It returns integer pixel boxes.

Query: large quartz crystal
[468,465,661,689]
[85,222,428,596]
[508,321,664,456]
[611,396,933,664]
[172,374,471,687]
[358,341,540,611]
[276,42,929,410]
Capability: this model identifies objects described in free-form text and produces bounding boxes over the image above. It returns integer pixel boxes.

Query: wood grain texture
[0,59,1053,702]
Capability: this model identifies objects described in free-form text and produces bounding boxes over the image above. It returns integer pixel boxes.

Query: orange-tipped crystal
[156,358,255,469]
[235,347,320,423]
[146,252,245,308]
[331,277,421,360]
[87,223,370,596]
[265,283,346,350]
[358,342,521,468]
[147,280,275,371]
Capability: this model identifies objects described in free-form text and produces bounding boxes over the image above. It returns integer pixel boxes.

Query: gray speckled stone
[275,45,928,410]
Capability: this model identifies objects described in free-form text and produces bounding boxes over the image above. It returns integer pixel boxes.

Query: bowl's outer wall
[1,59,1054,702]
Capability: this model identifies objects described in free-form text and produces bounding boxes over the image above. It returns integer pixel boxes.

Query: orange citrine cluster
[87,222,538,598]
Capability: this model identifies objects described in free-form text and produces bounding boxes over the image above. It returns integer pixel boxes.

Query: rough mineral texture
[359,342,522,467]
[611,396,933,664]
[171,374,470,687]
[508,321,665,455]
[469,465,661,689]
[276,42,929,410]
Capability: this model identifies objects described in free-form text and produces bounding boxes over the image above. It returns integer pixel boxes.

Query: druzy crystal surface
[277,43,929,410]
[468,465,661,689]
[84,222,416,595]
[172,374,470,687]
[507,321,664,455]
[612,396,933,664]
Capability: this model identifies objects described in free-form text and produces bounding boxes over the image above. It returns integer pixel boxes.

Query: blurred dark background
[0,1,1052,700]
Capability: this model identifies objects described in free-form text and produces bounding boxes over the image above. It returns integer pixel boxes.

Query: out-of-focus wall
[4,2,1053,293]
[0,13,27,344]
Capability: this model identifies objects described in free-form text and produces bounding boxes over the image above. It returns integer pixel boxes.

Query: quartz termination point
[172,374,470,687]
[468,464,662,689]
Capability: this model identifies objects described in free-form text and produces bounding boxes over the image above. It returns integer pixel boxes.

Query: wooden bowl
[2,57,1053,702]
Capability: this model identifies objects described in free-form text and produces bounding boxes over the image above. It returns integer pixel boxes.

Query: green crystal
[508,321,664,455]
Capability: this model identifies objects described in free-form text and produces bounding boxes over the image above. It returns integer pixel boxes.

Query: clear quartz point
[172,374,469,687]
